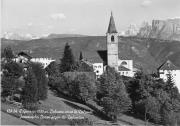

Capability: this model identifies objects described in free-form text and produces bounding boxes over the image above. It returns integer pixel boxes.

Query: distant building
[31,58,55,68]
[14,51,55,68]
[158,60,180,92]
[14,52,32,63]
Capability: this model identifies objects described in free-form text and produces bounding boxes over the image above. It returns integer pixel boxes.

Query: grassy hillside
[1,36,180,73]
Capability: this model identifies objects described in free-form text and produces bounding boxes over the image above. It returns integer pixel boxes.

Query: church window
[111,35,114,42]
[121,61,127,65]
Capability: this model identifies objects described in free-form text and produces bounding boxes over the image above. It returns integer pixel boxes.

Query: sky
[1,0,180,36]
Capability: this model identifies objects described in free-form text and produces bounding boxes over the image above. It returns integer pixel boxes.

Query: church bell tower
[106,12,118,71]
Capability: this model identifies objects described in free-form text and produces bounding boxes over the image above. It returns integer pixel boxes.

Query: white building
[31,58,55,68]
[158,60,180,92]
[92,63,104,78]
[82,58,104,79]
[13,52,32,63]
[118,60,134,77]
[14,52,55,68]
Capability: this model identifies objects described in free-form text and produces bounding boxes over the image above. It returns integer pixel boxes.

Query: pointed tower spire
[107,12,118,33]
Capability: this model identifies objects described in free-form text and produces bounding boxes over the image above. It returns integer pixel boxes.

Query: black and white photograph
[1,0,180,125]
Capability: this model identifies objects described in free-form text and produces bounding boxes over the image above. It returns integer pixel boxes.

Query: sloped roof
[18,52,32,59]
[118,65,131,71]
[158,60,180,70]
[87,56,103,63]
[107,12,118,33]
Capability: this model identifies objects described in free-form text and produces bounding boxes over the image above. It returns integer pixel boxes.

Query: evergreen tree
[2,46,14,61]
[166,72,174,89]
[21,68,38,110]
[98,66,131,120]
[60,43,76,72]
[30,63,48,101]
[79,51,83,61]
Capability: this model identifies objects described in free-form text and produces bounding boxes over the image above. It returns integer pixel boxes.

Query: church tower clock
[106,12,119,71]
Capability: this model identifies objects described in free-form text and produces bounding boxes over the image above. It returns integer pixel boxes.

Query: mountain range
[138,18,180,41]
[1,36,180,73]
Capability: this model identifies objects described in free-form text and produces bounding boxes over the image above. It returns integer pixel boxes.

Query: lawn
[1,89,160,126]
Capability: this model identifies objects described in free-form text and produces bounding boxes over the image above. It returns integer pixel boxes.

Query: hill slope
[1,37,180,73]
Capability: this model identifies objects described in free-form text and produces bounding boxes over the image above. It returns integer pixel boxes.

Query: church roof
[107,12,118,33]
[118,65,131,71]
[158,60,180,70]
[87,56,103,63]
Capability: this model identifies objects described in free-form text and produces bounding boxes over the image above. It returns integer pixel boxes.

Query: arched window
[111,35,114,42]
[121,61,127,65]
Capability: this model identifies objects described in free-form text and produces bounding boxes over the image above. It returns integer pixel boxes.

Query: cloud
[141,0,152,7]
[69,28,76,32]
[27,22,33,26]
[50,13,66,20]
[47,25,53,29]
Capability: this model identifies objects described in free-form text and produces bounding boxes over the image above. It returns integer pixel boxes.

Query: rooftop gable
[158,60,180,70]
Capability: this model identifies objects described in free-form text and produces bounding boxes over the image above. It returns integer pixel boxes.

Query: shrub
[70,118,93,126]
[4,62,23,78]
[49,73,70,94]
[1,75,24,99]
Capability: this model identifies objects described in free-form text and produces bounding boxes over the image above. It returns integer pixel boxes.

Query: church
[91,12,134,78]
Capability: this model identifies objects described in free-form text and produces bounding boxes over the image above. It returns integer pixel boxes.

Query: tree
[70,74,96,103]
[97,66,131,120]
[77,62,94,72]
[21,68,38,110]
[165,72,175,94]
[30,62,48,101]
[60,43,76,72]
[1,62,24,100]
[4,62,23,78]
[45,61,59,76]
[126,70,180,125]
[48,73,70,94]
[79,51,83,61]
[2,46,14,61]
[1,76,21,98]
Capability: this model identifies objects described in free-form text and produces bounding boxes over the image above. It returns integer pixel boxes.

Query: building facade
[14,52,55,68]
[158,60,180,92]
[31,58,55,68]
[106,12,134,77]
[106,12,119,71]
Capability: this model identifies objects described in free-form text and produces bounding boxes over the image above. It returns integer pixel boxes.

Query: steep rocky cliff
[138,18,180,41]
